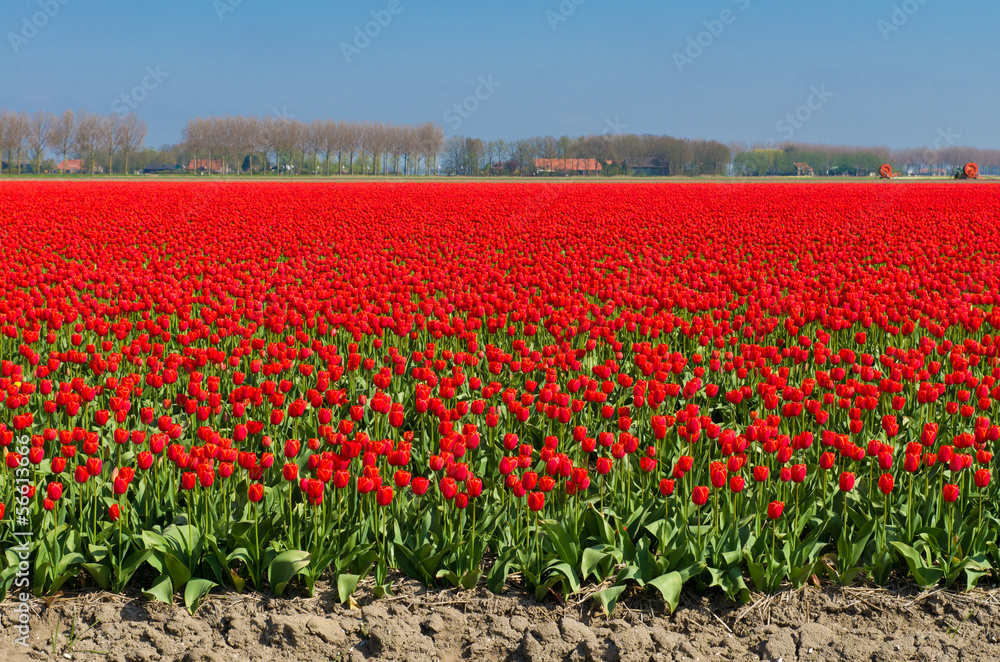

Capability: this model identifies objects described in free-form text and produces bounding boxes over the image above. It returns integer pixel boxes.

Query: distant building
[534,158,602,175]
[56,159,103,173]
[794,162,815,176]
[57,159,86,173]
[187,159,225,173]
[625,157,671,176]
[142,163,178,174]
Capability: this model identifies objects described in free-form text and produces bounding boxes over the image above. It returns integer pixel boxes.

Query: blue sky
[3,0,997,149]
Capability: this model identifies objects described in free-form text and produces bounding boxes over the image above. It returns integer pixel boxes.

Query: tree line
[179,117,446,175]
[730,143,890,177]
[441,133,731,176]
[3,106,1000,177]
[889,145,1000,176]
[0,108,445,176]
[0,108,146,175]
[729,141,1000,177]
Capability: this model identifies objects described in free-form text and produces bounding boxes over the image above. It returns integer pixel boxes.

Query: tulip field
[2,181,1000,614]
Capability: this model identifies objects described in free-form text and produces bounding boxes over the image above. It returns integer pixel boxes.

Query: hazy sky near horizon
[3,0,997,150]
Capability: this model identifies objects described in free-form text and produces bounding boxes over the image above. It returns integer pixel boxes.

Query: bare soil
[2,578,1000,662]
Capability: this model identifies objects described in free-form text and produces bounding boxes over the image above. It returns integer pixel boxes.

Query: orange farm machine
[954,163,979,179]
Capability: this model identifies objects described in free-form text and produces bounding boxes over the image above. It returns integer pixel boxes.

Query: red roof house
[534,158,602,175]
[187,159,225,173]
[57,159,85,173]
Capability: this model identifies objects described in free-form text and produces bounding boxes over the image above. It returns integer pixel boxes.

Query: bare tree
[402,125,417,175]
[356,122,370,174]
[9,111,29,174]
[181,117,207,174]
[218,117,237,174]
[206,117,224,174]
[387,124,403,174]
[73,110,100,173]
[259,115,280,175]
[330,120,346,175]
[272,117,291,174]
[372,122,385,174]
[0,109,10,174]
[117,113,147,174]
[96,114,120,175]
[303,119,322,175]
[320,119,338,176]
[430,124,445,174]
[343,121,359,175]
[27,110,54,174]
[232,116,258,175]
[49,110,76,171]
[293,119,309,174]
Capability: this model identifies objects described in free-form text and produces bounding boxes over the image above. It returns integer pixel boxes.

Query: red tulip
[767,501,784,519]
[974,469,991,488]
[878,473,894,495]
[248,483,264,503]
[439,476,458,500]
[46,482,63,501]
[839,472,855,492]
[411,477,430,495]
[691,486,709,506]
[790,464,806,483]
[86,457,102,476]
[527,491,545,512]
[307,479,324,504]
[942,484,960,503]
[74,465,89,484]
[394,470,411,488]
[108,503,121,522]
[368,484,391,507]
[921,423,938,447]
